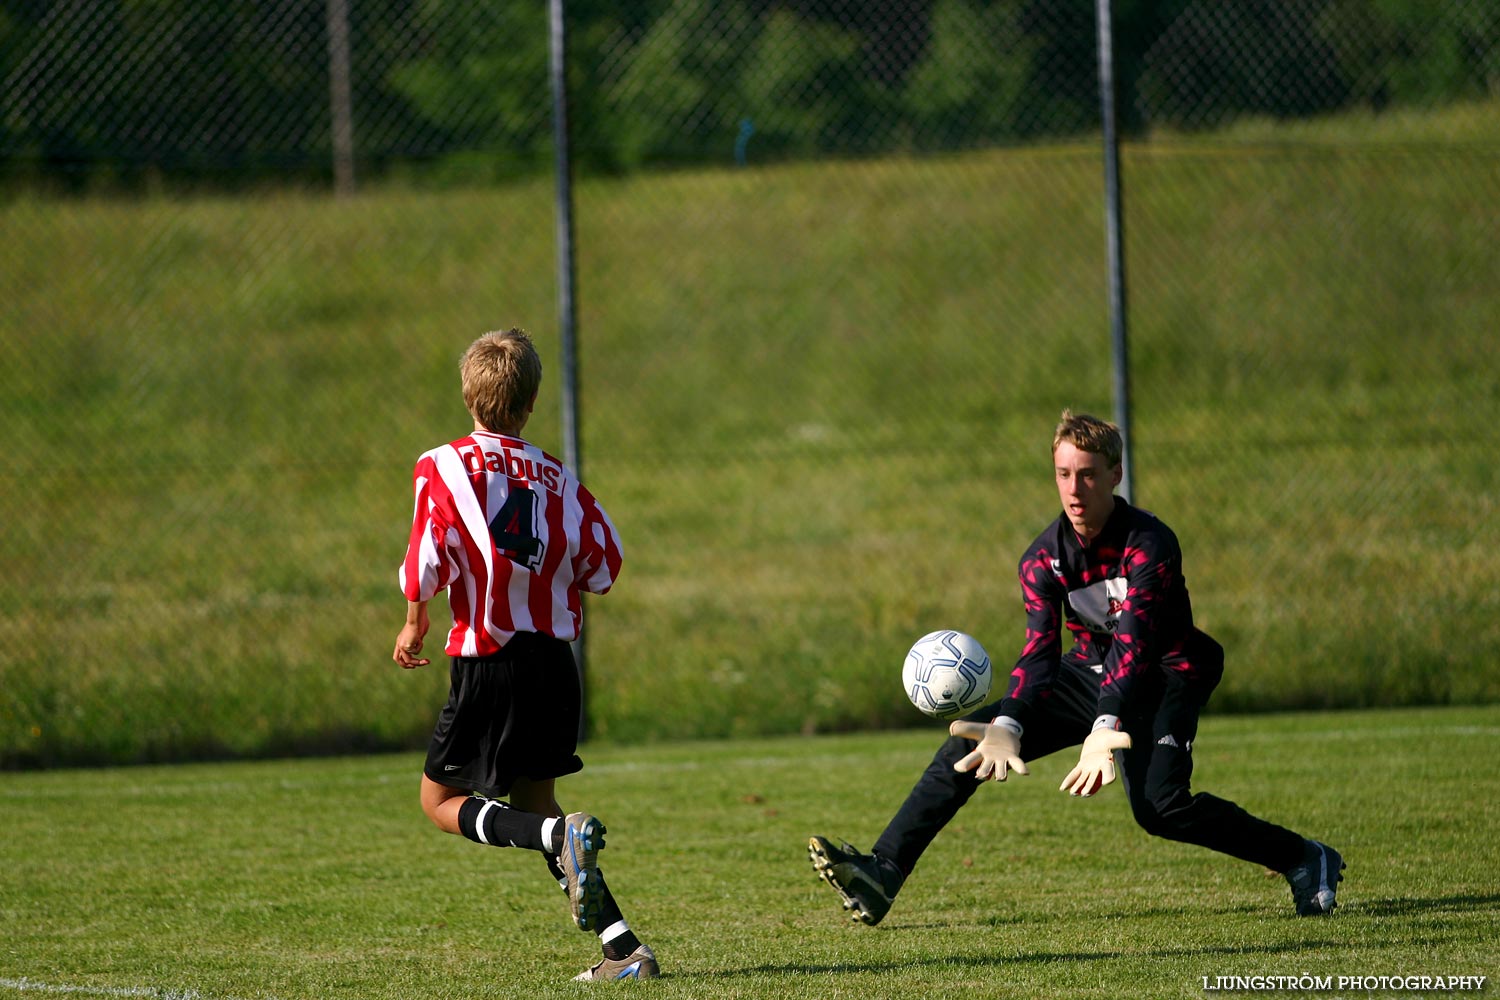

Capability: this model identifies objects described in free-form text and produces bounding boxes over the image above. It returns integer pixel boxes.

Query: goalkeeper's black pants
[872,659,1307,878]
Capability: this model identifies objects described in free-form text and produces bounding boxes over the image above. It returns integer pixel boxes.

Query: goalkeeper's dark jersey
[996,498,1224,727]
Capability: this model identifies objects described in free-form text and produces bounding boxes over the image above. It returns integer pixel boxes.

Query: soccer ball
[902,630,993,720]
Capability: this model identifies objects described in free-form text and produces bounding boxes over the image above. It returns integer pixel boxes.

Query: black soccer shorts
[423,631,584,798]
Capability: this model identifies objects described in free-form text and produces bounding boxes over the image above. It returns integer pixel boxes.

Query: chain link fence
[2,0,1496,767]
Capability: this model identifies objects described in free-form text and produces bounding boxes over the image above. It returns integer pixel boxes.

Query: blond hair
[461,329,542,433]
[1052,409,1123,468]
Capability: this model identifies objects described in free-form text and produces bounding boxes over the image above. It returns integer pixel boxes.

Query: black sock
[457,797,547,851]
[595,875,641,959]
[542,851,567,890]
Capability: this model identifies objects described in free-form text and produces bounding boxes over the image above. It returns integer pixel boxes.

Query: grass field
[2,101,1498,765]
[2,705,1497,999]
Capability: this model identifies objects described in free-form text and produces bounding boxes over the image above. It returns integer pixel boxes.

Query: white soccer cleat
[561,812,606,931]
[574,943,660,981]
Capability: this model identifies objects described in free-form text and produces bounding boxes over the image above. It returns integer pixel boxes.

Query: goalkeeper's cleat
[561,812,607,931]
[574,943,660,981]
[808,835,903,926]
[1284,839,1344,916]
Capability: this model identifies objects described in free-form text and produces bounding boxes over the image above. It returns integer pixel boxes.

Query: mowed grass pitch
[2,706,1497,1000]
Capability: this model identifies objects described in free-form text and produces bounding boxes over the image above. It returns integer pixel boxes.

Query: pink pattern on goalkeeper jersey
[1002,500,1219,721]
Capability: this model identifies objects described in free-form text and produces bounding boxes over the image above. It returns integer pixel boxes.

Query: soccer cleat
[574,943,660,981]
[808,835,902,926]
[1284,839,1345,916]
[561,812,607,931]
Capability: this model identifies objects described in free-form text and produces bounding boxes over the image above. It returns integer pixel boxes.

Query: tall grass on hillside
[2,104,1497,765]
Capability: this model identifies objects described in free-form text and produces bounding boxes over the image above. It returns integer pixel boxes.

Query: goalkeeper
[810,410,1343,924]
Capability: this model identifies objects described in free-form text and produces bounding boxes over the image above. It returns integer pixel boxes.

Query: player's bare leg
[419,773,471,834]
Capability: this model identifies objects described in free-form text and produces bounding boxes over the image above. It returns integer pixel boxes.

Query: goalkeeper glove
[1060,716,1132,797]
[950,716,1029,782]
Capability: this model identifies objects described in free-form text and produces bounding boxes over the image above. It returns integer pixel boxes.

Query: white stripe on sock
[599,919,630,943]
[540,817,559,851]
[474,800,499,845]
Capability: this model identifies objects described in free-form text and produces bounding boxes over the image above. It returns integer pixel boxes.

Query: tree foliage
[0,0,1494,189]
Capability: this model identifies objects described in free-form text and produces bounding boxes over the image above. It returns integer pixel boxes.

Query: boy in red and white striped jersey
[393,329,657,982]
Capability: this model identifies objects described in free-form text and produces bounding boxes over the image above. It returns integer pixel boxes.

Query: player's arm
[950,715,1028,781]
[952,547,1061,782]
[399,456,461,603]
[1060,535,1176,796]
[995,547,1065,731]
[1093,533,1177,719]
[394,600,431,668]
[394,455,458,668]
[1059,714,1131,796]
[572,482,623,595]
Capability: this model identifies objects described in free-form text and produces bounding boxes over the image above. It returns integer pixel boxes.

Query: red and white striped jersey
[399,430,623,657]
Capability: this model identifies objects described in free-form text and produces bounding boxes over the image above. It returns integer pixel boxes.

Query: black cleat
[1284,839,1344,916]
[808,835,902,926]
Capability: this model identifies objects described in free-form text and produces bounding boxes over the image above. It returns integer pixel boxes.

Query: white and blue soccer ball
[902,630,993,719]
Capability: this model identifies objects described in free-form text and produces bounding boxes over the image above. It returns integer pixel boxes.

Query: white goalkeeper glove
[1060,715,1132,797]
[950,716,1029,782]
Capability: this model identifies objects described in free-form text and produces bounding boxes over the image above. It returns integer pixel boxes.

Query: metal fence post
[1095,0,1133,500]
[326,0,355,197]
[549,0,587,742]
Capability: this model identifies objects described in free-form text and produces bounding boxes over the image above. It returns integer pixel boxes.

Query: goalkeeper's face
[1054,441,1121,541]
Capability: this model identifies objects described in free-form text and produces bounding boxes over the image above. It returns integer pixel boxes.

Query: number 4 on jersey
[489,486,545,571]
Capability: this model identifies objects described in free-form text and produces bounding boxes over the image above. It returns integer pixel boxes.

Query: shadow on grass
[1350,893,1500,917]
[685,936,1345,980]
[1040,891,1500,924]
[682,892,1500,981]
